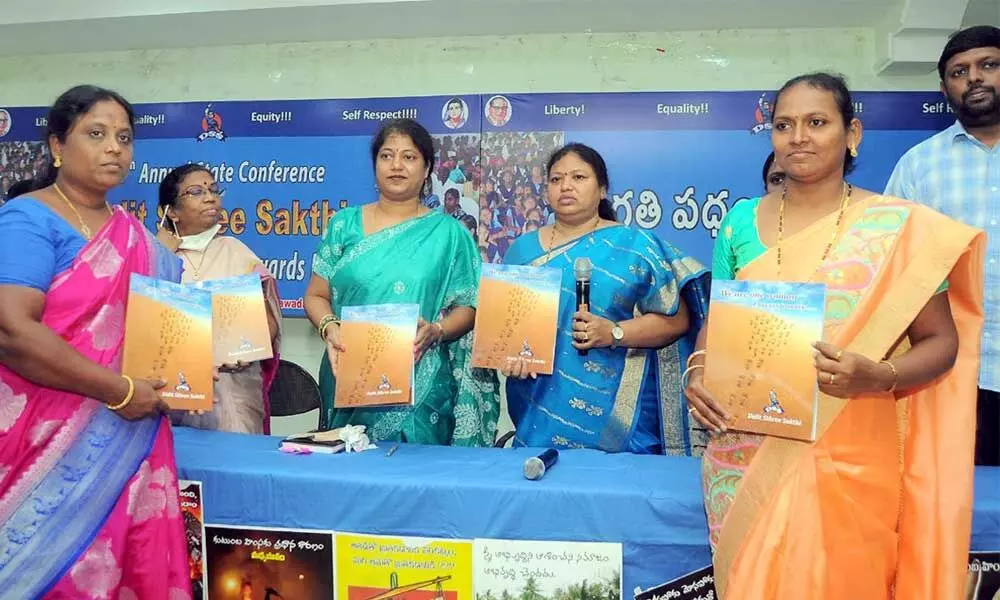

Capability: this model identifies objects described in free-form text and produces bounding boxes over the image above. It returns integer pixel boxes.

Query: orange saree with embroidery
[703,196,985,599]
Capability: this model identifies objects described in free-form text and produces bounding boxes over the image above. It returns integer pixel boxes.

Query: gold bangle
[107,376,135,411]
[882,360,899,393]
[317,314,339,339]
[686,350,706,368]
[682,364,705,388]
[319,320,339,341]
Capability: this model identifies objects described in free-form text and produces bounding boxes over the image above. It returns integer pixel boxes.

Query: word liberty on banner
[0,91,951,316]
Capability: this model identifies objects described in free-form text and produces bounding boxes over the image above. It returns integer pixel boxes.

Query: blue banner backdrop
[0,91,954,316]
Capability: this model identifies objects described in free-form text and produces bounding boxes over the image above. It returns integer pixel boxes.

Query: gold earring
[849,146,858,158]
[53,155,62,168]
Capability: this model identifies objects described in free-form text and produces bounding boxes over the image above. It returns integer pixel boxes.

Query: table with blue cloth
[174,427,1000,594]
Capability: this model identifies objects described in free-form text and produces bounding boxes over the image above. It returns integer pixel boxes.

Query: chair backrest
[269,360,322,424]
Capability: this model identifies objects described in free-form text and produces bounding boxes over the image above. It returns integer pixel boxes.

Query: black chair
[269,360,324,430]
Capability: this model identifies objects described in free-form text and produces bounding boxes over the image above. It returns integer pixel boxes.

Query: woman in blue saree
[504,143,710,455]
[305,119,499,446]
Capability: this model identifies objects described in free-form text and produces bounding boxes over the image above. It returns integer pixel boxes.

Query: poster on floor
[178,480,208,600]
[473,539,622,600]
[0,90,952,316]
[633,565,714,600]
[967,552,1000,600]
[335,532,474,600]
[205,524,334,599]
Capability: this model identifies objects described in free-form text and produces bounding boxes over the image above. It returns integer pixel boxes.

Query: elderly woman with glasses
[156,163,282,434]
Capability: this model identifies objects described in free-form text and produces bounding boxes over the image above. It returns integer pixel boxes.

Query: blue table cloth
[174,427,1000,595]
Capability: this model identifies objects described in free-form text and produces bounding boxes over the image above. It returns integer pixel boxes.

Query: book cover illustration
[178,480,208,600]
[205,524,334,600]
[335,303,419,408]
[335,533,473,600]
[703,280,827,441]
[194,273,273,365]
[474,539,622,600]
[122,274,213,411]
[471,263,561,374]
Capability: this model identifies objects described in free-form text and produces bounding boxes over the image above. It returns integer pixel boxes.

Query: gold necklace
[776,182,851,279]
[180,250,210,281]
[546,215,601,259]
[52,183,113,241]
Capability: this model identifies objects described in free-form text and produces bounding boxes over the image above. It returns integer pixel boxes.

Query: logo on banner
[751,93,773,135]
[485,95,512,127]
[0,109,11,138]
[442,97,469,130]
[197,104,226,142]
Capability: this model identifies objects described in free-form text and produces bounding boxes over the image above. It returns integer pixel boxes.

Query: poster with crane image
[335,533,473,600]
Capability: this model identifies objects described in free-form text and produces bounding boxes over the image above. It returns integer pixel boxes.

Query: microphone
[523,448,559,481]
[574,258,592,356]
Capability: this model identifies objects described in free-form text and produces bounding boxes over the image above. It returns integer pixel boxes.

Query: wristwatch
[610,323,625,349]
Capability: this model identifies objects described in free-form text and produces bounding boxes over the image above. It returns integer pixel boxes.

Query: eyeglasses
[180,185,225,199]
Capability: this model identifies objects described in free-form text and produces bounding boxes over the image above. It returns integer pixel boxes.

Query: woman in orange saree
[684,73,985,599]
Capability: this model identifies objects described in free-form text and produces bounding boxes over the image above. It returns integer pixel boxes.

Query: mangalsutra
[53,183,113,241]
[776,182,851,279]
[546,214,601,260]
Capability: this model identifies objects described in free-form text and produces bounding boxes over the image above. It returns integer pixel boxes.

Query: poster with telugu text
[205,524,334,600]
[178,480,208,600]
[633,565,714,600]
[473,539,622,600]
[0,91,953,317]
[966,552,1000,600]
[335,533,473,600]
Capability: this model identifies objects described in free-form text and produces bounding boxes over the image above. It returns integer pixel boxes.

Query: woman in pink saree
[0,86,190,598]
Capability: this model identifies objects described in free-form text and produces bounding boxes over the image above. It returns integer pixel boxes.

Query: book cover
[194,273,273,365]
[205,525,334,600]
[178,480,208,600]
[335,533,473,600]
[122,275,213,411]
[335,303,419,408]
[473,539,622,600]
[471,263,561,374]
[703,280,826,442]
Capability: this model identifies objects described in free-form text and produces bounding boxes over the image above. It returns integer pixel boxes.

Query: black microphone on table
[523,448,559,481]
[574,257,592,356]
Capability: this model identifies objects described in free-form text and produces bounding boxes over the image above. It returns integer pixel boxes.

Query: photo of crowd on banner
[422,130,565,264]
[0,141,46,203]
[475,131,564,262]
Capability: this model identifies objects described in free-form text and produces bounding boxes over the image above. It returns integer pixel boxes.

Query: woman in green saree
[305,119,500,446]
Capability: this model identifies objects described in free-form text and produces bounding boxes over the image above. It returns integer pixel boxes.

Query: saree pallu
[504,226,710,455]
[703,196,984,599]
[0,208,190,599]
[313,208,500,446]
[172,236,282,435]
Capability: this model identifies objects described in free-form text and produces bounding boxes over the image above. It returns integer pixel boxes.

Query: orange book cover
[471,263,561,374]
[335,303,418,408]
[121,274,214,411]
[703,280,826,441]
[194,274,273,365]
